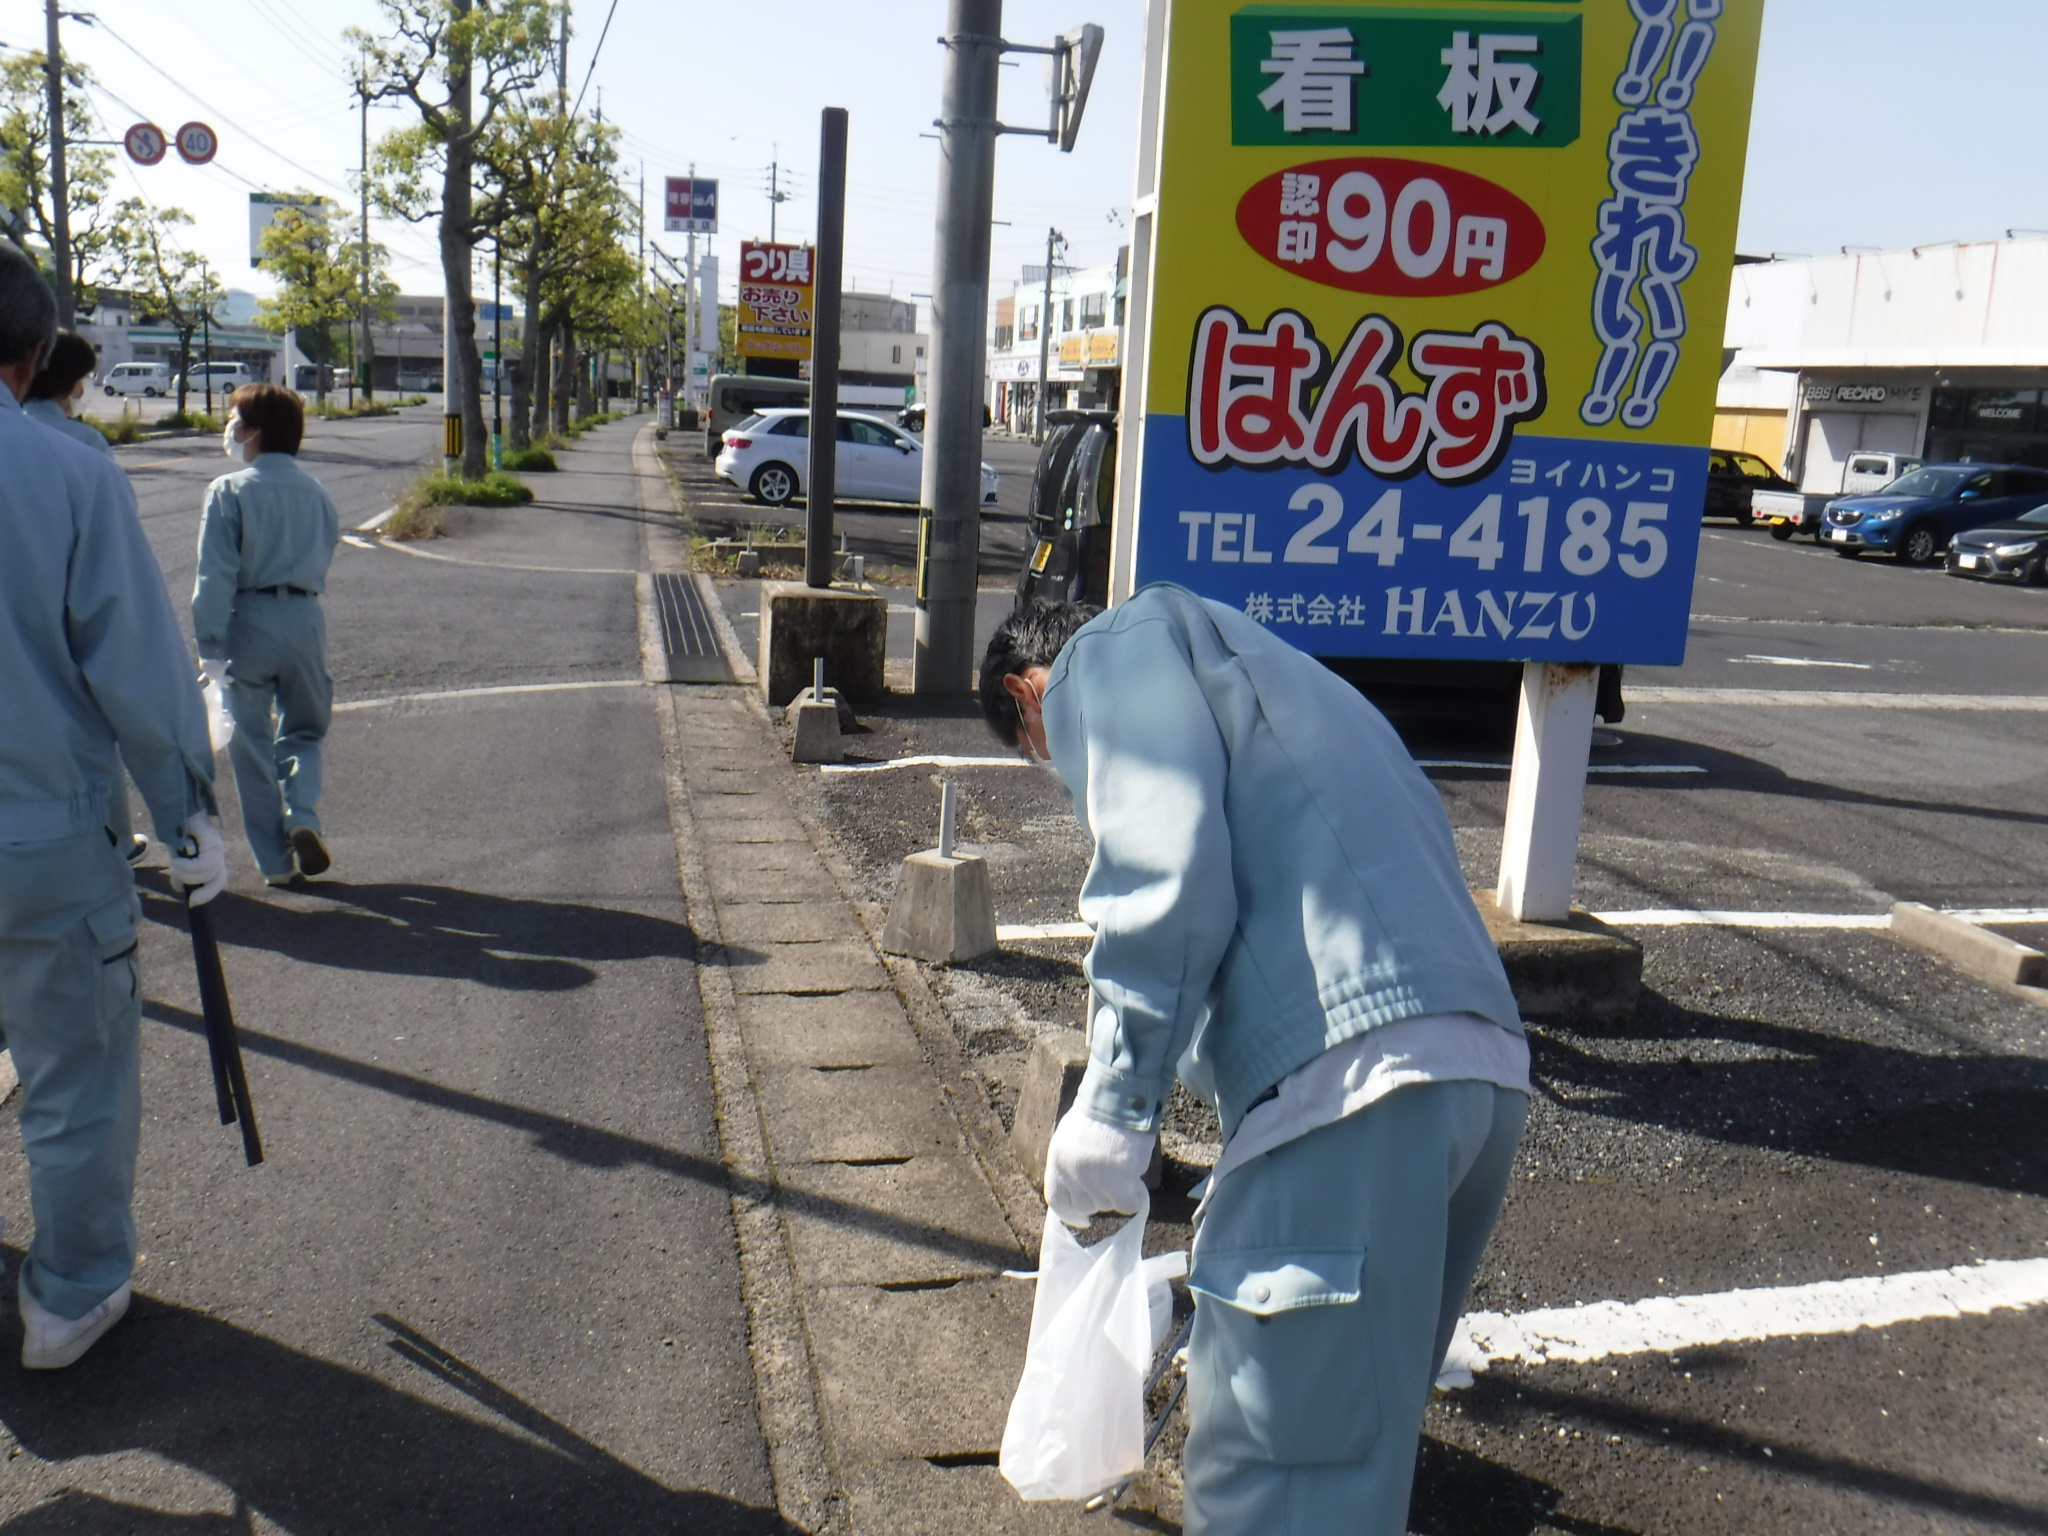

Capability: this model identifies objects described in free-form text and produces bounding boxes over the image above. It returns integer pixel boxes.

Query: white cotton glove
[1044,1109,1155,1227]
[166,813,229,906]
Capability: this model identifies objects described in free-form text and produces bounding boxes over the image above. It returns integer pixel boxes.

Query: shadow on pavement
[1460,1373,2048,1533]
[1409,1436,1640,1535]
[138,1000,1025,1275]
[1529,988,2048,1198]
[0,1249,795,1536]
[133,874,701,994]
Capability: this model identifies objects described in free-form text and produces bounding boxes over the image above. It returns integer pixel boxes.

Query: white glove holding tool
[1044,1108,1156,1227]
[167,813,229,906]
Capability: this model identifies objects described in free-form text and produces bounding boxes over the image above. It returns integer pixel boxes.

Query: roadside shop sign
[737,241,815,361]
[664,176,718,234]
[1122,0,1764,665]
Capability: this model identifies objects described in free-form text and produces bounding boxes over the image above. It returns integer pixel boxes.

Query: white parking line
[996,907,2048,944]
[820,754,1030,774]
[1420,760,1707,774]
[1450,1256,2048,1374]
[334,679,646,713]
[1732,654,1874,670]
[355,505,400,533]
[1632,687,2048,710]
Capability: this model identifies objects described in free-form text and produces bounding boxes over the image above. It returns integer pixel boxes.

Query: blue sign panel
[1133,420,1704,666]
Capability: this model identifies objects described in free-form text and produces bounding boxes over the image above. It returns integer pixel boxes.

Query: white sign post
[1495,665,1600,923]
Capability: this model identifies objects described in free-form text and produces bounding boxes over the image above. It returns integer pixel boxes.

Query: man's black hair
[0,240,56,370]
[978,601,1102,748]
[26,330,96,401]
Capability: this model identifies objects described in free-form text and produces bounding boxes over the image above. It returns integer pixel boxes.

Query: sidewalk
[636,432,1177,1533]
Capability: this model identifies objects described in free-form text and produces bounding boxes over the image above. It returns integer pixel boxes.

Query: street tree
[254,199,398,405]
[0,51,116,317]
[351,0,557,479]
[108,200,222,418]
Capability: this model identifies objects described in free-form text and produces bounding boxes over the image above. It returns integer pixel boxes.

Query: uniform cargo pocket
[85,893,140,1014]
[1188,1245,1381,1464]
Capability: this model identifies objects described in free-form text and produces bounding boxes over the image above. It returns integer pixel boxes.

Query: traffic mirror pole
[916,0,1003,693]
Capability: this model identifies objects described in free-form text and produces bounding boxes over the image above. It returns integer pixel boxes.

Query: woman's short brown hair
[26,330,97,401]
[228,382,305,456]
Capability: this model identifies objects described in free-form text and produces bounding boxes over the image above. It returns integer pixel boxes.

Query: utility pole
[914,0,1002,693]
[358,63,376,403]
[1033,227,1064,443]
[685,161,698,412]
[806,107,848,590]
[636,161,646,409]
[43,0,74,326]
[492,237,504,467]
[767,150,788,244]
[201,260,215,418]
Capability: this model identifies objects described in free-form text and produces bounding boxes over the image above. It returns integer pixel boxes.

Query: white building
[1718,234,2048,494]
[987,247,1128,430]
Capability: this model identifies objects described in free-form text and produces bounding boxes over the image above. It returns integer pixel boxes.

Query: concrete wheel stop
[1471,889,1643,1024]
[880,784,998,964]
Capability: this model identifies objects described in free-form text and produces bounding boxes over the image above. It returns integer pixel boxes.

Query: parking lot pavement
[756,516,2048,1534]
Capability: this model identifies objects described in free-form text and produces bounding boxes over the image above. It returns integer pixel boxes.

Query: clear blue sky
[12,0,2048,304]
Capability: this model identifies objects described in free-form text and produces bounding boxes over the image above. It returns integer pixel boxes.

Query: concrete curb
[636,428,844,1533]
[0,1049,15,1104]
[1890,901,2048,992]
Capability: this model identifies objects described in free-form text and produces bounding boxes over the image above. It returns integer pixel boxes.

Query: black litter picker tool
[182,888,264,1167]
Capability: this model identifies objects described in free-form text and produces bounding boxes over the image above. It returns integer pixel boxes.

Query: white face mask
[222,414,255,461]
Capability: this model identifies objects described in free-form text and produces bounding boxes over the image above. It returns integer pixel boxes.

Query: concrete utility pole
[43,0,74,326]
[685,161,698,411]
[767,151,788,243]
[806,108,848,590]
[1033,226,1064,443]
[915,0,1002,693]
[358,65,376,402]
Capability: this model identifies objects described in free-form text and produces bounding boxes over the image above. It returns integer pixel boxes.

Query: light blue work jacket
[0,380,214,845]
[1043,584,1523,1139]
[23,397,114,457]
[192,452,340,660]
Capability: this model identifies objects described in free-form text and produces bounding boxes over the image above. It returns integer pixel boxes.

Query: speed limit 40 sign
[174,121,218,166]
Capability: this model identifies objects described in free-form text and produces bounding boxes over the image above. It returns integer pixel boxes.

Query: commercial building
[986,247,1128,430]
[1718,234,2048,493]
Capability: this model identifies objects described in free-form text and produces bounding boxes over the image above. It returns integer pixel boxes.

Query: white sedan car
[715,408,999,507]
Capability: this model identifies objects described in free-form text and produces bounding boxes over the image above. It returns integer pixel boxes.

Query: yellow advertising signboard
[1123,0,1763,664]
[737,241,815,361]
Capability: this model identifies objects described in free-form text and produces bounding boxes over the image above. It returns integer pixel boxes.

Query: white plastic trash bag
[200,660,234,754]
[1001,1193,1154,1502]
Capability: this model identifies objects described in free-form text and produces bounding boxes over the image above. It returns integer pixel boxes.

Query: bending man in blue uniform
[0,241,227,1369]
[191,384,341,886]
[982,587,1530,1536]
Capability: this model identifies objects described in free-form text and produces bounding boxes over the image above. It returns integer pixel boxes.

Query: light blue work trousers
[0,829,143,1321]
[1184,1080,1527,1536]
[223,592,332,878]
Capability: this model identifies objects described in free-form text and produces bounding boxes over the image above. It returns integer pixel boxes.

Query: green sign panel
[1230,7,1581,148]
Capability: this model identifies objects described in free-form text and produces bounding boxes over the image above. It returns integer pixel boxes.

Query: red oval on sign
[1236,157,1545,297]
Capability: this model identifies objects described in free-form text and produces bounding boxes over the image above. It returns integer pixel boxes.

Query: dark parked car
[1823,463,2048,565]
[1011,411,1624,727]
[1705,448,1800,527]
[1944,503,2048,584]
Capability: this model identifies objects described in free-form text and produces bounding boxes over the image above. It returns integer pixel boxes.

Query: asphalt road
[771,501,2048,1534]
[0,414,784,1532]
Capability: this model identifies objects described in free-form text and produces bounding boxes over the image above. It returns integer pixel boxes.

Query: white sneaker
[19,1275,132,1369]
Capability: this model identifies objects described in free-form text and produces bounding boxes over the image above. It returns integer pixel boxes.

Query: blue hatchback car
[1823,463,2048,565]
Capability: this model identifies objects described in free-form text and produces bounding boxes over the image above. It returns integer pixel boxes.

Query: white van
[1840,450,1922,497]
[102,361,169,398]
[174,361,255,397]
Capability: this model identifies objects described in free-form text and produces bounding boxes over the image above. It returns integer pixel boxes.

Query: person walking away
[191,385,340,887]
[0,240,228,1370]
[23,330,114,458]
[981,588,1531,1536]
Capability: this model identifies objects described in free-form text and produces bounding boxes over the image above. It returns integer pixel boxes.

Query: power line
[568,0,621,121]
[74,15,352,198]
